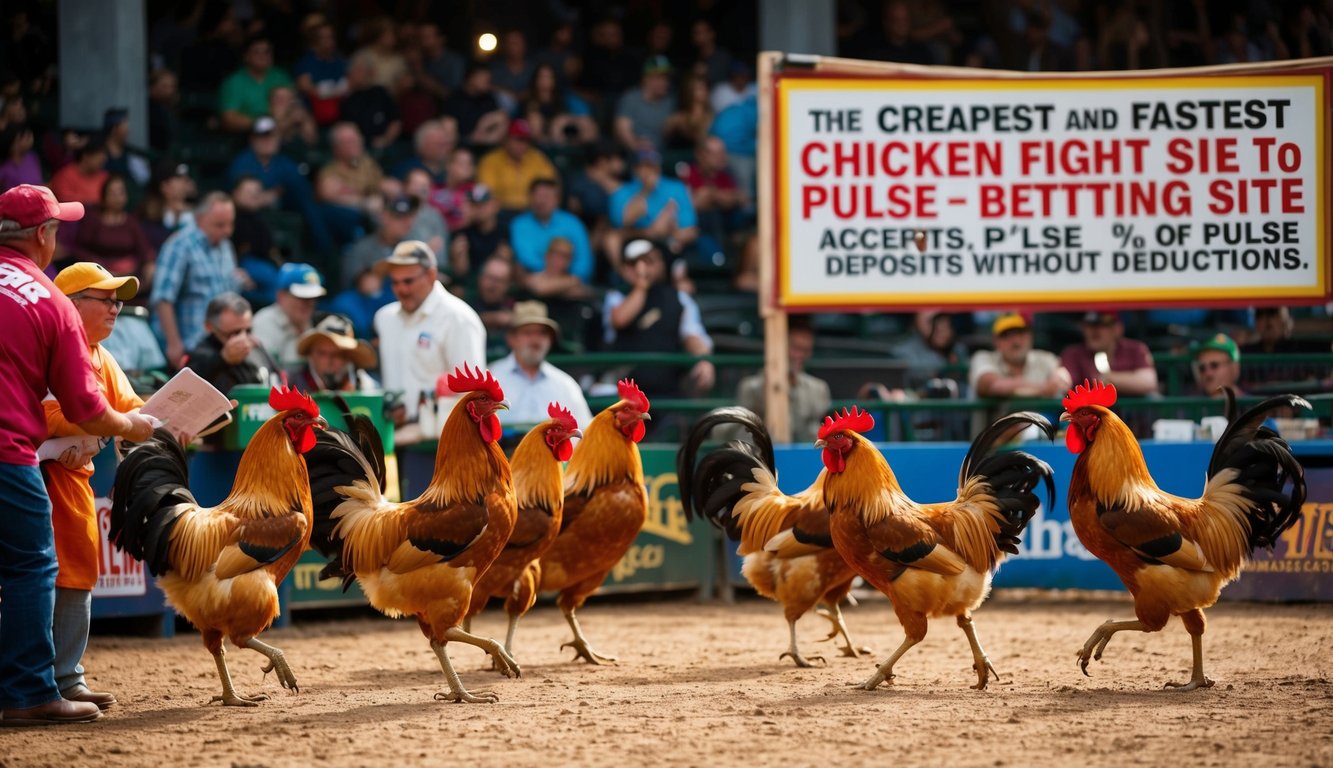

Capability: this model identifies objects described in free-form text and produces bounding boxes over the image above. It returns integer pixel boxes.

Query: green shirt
[219,67,294,119]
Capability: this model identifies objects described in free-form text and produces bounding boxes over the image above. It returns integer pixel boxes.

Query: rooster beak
[640,412,652,421]
[1058,412,1071,423]
[496,400,510,411]
[814,438,827,449]
[570,429,584,440]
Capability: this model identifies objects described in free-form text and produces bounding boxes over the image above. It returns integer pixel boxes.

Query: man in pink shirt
[0,185,155,726]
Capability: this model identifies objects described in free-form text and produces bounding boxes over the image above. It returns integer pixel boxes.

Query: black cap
[385,194,419,216]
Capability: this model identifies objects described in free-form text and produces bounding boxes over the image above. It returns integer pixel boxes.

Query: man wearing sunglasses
[185,292,283,402]
[1190,333,1243,398]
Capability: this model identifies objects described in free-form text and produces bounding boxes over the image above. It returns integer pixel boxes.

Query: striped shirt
[150,223,238,350]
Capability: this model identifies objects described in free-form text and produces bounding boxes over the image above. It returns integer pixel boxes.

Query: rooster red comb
[818,406,875,440]
[548,402,578,431]
[447,363,505,401]
[617,378,650,412]
[268,385,320,418]
[1062,379,1118,412]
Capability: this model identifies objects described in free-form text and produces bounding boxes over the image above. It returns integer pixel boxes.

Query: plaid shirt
[150,222,238,349]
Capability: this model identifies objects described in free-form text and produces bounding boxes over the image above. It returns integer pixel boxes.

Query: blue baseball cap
[277,262,327,299]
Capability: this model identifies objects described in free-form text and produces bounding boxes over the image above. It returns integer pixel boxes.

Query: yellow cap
[53,262,139,300]
[992,312,1029,336]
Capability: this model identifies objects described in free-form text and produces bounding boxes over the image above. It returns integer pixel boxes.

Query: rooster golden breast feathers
[110,386,326,706]
[1062,380,1308,690]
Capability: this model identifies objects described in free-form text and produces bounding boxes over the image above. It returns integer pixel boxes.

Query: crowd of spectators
[0,0,1329,443]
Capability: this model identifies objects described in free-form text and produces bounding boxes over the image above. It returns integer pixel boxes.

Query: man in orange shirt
[41,262,147,711]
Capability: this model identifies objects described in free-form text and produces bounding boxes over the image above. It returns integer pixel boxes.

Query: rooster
[306,364,520,704]
[110,387,326,706]
[819,406,1055,690]
[677,406,868,667]
[528,378,651,664]
[1061,380,1308,690]
[463,403,581,661]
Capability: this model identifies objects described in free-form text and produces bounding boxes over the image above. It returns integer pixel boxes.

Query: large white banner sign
[774,69,1333,311]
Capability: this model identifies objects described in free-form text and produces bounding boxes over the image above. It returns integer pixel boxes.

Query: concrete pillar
[58,0,147,146]
[759,0,836,57]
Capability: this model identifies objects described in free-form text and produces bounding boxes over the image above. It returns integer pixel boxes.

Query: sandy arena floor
[2,590,1331,768]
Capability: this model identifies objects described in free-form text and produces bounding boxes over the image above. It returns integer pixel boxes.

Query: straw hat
[509,300,561,338]
[297,314,377,368]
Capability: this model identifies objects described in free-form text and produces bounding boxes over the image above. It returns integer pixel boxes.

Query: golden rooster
[1061,380,1308,690]
[528,379,651,664]
[110,387,326,706]
[818,406,1055,690]
[307,365,520,703]
[463,403,581,660]
[677,406,868,667]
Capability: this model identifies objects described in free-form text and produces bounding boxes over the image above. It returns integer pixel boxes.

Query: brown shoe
[0,698,102,726]
[61,684,116,710]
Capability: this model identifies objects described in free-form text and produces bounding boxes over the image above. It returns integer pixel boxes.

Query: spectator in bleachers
[645,21,678,73]
[1243,307,1327,354]
[293,20,349,127]
[453,184,510,278]
[151,192,240,368]
[72,174,154,292]
[909,0,964,68]
[139,161,196,250]
[683,136,744,254]
[400,169,450,259]
[393,118,457,186]
[476,119,558,219]
[47,139,108,207]
[614,56,676,153]
[689,18,736,86]
[864,1,937,64]
[710,61,756,114]
[609,148,698,268]
[535,21,582,90]
[352,17,409,96]
[524,63,597,147]
[709,92,758,206]
[178,4,242,91]
[416,22,465,102]
[99,109,150,188]
[733,317,831,443]
[186,292,282,399]
[227,115,334,257]
[582,16,640,103]
[267,85,319,151]
[891,310,968,394]
[1060,310,1158,395]
[230,175,281,307]
[1190,333,1243,397]
[426,146,476,232]
[0,123,42,192]
[340,51,402,151]
[219,36,293,135]
[316,121,384,236]
[395,47,441,138]
[511,178,593,284]
[469,255,518,356]
[342,193,419,291]
[443,65,509,147]
[490,300,594,430]
[566,139,625,228]
[604,238,714,397]
[252,262,327,369]
[323,265,392,342]
[146,68,179,153]
[1005,9,1075,72]
[490,29,536,111]
[294,313,379,392]
[101,303,167,381]
[663,73,714,150]
[6,9,55,95]
[969,312,1071,399]
[517,236,595,344]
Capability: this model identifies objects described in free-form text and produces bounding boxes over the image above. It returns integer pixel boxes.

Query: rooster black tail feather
[962,413,1057,556]
[110,428,196,577]
[676,406,774,526]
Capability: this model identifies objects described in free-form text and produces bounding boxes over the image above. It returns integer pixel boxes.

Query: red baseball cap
[507,118,533,140]
[0,184,85,229]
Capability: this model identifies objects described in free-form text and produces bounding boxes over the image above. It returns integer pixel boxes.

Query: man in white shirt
[373,240,485,428]
[489,301,593,435]
[251,262,327,370]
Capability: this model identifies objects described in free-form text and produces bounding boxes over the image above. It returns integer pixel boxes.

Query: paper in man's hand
[140,368,234,441]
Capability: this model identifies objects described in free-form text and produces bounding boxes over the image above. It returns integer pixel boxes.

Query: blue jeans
[0,462,60,709]
[53,588,90,693]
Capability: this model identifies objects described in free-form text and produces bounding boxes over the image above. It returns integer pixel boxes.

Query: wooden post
[757,51,792,444]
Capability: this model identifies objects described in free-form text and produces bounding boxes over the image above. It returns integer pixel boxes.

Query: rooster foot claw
[433,689,499,704]
[488,649,521,679]
[779,651,826,668]
[1164,677,1215,692]
[210,692,268,707]
[259,656,300,693]
[1076,623,1117,676]
[561,639,617,665]
[971,658,1000,690]
[849,672,894,690]
[840,645,873,658]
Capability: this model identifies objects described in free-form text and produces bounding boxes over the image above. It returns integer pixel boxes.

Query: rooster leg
[778,619,825,668]
[957,614,999,690]
[816,602,872,658]
[208,647,267,707]
[244,638,299,693]
[429,640,499,704]
[559,608,618,665]
[445,626,521,680]
[503,612,521,657]
[1164,627,1215,692]
[852,635,918,691]
[1076,619,1148,676]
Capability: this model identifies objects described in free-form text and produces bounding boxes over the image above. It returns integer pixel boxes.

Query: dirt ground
[2,590,1331,768]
